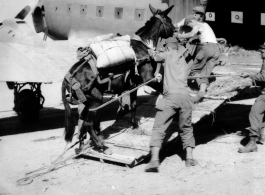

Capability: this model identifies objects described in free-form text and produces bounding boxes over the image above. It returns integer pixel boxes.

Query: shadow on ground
[0,95,153,137]
[157,102,252,163]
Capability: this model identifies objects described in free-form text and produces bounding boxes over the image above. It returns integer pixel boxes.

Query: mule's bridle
[155,14,173,37]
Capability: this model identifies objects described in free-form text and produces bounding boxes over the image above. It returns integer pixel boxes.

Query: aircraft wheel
[17,89,40,123]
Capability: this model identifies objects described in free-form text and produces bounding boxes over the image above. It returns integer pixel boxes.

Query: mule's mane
[135,16,157,35]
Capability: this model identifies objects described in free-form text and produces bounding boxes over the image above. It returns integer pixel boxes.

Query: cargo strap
[86,52,128,93]
[64,72,87,103]
[97,73,123,92]
[64,56,98,103]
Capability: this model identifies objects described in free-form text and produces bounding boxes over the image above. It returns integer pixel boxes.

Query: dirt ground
[1,2,265,193]
[1,90,265,195]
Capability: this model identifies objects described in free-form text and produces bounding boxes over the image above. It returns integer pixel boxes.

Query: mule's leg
[130,91,138,129]
[116,91,138,128]
[75,120,92,155]
[84,111,112,155]
[76,103,86,139]
[93,110,102,135]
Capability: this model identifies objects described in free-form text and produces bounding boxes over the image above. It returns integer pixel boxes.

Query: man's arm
[148,49,166,62]
[174,18,185,28]
[176,25,200,39]
[249,61,265,81]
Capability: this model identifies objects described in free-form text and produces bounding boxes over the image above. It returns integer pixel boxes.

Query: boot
[145,146,160,172]
[238,136,258,153]
[185,158,198,167]
[257,128,265,144]
[185,147,198,167]
[145,160,159,172]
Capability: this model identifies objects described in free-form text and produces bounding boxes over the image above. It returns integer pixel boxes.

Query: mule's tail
[62,80,76,142]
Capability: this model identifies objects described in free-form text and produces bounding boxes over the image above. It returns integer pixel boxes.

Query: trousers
[249,94,265,137]
[190,42,220,86]
[150,93,195,149]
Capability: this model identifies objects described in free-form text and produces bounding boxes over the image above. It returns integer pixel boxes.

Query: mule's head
[135,4,175,45]
[149,4,175,39]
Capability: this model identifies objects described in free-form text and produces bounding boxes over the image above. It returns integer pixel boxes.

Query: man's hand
[145,39,155,51]
[174,33,182,39]
[155,73,162,83]
[173,24,180,32]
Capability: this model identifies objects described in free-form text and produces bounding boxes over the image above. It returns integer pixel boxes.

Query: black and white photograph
[1,0,265,194]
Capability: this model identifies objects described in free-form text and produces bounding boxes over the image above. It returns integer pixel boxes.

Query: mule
[61,4,175,154]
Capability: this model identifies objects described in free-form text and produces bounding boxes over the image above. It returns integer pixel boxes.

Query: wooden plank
[89,96,227,166]
[84,148,136,165]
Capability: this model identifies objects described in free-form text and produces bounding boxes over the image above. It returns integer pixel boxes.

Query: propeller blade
[15,5,31,20]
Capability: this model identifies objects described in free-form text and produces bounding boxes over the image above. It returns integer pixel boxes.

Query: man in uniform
[238,45,265,153]
[145,38,197,172]
[175,15,220,102]
[174,5,206,30]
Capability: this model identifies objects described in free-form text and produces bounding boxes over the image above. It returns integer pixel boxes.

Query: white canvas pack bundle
[89,35,136,69]
[87,33,115,45]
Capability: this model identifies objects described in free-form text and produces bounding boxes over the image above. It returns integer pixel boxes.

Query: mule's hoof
[103,148,113,155]
[131,123,139,129]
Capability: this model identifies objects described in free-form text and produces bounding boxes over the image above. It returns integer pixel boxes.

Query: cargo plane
[0,0,204,122]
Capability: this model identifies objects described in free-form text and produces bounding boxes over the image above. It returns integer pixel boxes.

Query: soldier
[175,15,220,102]
[174,5,206,30]
[239,44,265,153]
[145,38,197,172]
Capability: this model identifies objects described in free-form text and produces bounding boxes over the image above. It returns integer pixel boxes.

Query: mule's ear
[161,5,174,16]
[149,4,157,15]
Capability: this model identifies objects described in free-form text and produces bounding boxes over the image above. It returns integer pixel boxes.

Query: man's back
[161,46,189,95]
[197,22,217,43]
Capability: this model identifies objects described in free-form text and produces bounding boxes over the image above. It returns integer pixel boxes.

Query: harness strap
[155,14,168,36]
[64,73,88,103]
[74,88,87,103]
[85,55,98,76]
[82,76,97,92]
[97,73,123,92]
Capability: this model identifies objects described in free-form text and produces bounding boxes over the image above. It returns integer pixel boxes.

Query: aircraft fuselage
[32,0,173,42]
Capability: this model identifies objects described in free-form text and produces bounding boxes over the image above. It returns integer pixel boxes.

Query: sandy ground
[1,92,265,195]
[1,1,265,194]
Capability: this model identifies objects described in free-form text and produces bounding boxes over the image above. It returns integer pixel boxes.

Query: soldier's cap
[184,14,195,26]
[193,6,205,14]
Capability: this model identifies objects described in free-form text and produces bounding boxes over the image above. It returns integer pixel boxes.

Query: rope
[188,74,242,79]
[16,139,91,186]
[89,77,157,111]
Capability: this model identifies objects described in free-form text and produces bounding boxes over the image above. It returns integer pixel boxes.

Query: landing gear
[13,82,45,123]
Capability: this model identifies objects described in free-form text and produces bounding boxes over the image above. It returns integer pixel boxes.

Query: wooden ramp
[83,63,261,166]
[84,96,226,167]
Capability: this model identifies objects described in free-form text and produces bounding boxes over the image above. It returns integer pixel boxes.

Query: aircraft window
[96,6,104,17]
[114,7,123,19]
[134,9,145,21]
[55,7,58,12]
[67,4,72,14]
[80,5,87,15]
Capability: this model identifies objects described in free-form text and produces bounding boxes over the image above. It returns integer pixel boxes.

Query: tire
[17,89,40,123]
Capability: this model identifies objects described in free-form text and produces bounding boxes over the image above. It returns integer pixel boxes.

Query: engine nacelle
[32,2,45,33]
